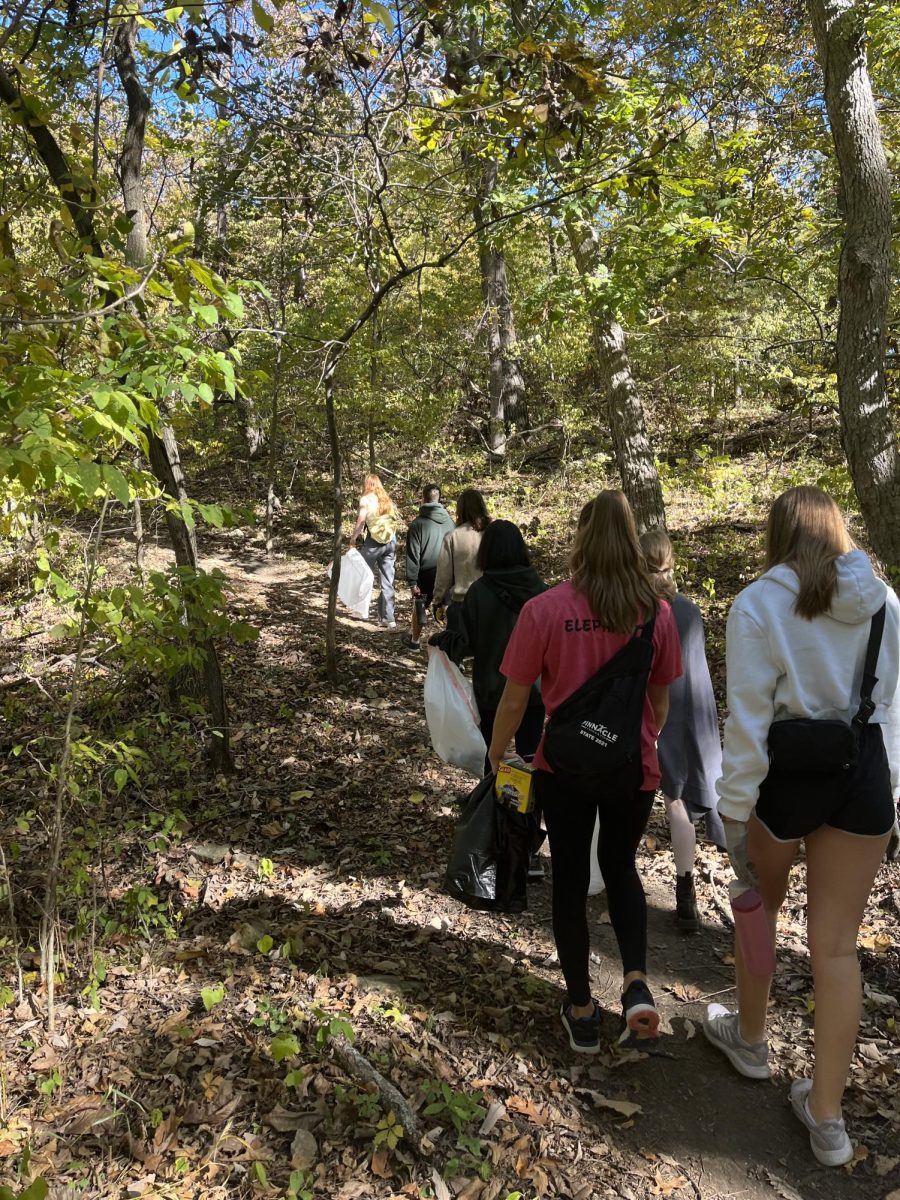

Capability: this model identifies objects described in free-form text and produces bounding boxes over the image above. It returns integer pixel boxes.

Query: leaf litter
[0,533,898,1200]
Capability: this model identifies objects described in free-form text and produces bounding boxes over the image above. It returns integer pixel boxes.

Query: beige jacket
[433,524,484,603]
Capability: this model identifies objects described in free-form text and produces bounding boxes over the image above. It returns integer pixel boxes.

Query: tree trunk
[367,312,380,474]
[438,17,528,456]
[265,336,282,556]
[324,358,343,682]
[214,5,233,272]
[0,63,100,254]
[132,451,145,574]
[474,162,528,457]
[809,0,900,564]
[233,390,268,459]
[209,7,265,461]
[114,17,232,771]
[112,21,149,269]
[565,214,666,532]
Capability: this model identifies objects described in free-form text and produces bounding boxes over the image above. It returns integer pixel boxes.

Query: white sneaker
[790,1078,853,1167]
[702,1004,771,1079]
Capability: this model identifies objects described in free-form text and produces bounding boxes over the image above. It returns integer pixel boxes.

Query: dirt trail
[198,537,898,1200]
[5,530,894,1200]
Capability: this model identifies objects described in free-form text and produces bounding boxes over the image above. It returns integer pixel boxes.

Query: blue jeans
[359,537,396,624]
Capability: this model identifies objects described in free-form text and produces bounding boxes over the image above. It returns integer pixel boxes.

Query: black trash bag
[492,802,535,913]
[445,775,496,907]
[445,775,536,913]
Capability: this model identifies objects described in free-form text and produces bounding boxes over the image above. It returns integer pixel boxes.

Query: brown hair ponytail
[570,491,659,634]
[640,528,677,601]
[765,486,852,619]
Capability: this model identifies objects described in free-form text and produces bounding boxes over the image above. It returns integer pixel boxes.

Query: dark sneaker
[560,998,602,1054]
[675,872,700,933]
[790,1078,853,1166]
[618,979,660,1046]
[528,854,545,882]
[400,634,419,651]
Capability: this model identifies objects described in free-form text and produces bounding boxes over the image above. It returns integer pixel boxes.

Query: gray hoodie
[717,549,900,822]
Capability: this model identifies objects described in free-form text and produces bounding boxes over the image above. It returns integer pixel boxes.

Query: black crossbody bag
[767,603,886,775]
[542,614,656,786]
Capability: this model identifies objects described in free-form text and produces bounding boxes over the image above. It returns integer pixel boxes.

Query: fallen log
[331,1040,424,1155]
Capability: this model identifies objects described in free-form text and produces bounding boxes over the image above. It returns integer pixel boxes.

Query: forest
[1,0,899,1197]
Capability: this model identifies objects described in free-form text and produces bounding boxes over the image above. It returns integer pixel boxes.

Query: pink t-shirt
[500,580,682,787]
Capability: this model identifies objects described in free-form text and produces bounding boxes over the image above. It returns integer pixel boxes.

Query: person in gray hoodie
[703,486,900,1168]
[401,484,455,649]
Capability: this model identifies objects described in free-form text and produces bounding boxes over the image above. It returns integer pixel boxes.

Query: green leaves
[0,1179,49,1200]
[196,303,219,326]
[195,502,225,527]
[102,465,131,506]
[363,1,395,32]
[373,1110,403,1149]
[270,1033,300,1062]
[201,982,225,1011]
[252,0,274,33]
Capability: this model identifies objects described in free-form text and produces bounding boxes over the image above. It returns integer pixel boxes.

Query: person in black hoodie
[432,520,547,766]
[401,484,455,650]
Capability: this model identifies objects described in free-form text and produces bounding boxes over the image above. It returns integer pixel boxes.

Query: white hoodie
[717,550,900,823]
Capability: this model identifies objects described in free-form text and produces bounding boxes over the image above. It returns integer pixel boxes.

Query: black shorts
[755,723,895,841]
[417,566,437,604]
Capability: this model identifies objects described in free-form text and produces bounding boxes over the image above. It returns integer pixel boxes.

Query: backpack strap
[852,603,886,728]
[637,610,657,642]
[550,611,656,725]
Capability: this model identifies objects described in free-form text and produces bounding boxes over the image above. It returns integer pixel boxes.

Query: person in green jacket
[401,484,455,650]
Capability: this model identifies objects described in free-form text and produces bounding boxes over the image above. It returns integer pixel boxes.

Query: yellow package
[495,760,534,814]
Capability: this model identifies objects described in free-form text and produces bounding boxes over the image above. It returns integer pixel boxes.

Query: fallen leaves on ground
[1,528,898,1200]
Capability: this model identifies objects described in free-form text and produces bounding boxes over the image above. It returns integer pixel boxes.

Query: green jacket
[406,504,454,586]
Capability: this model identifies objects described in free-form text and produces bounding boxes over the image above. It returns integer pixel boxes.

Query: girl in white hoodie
[704,486,900,1167]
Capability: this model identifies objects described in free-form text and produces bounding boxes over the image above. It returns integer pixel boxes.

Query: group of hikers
[345,472,900,1169]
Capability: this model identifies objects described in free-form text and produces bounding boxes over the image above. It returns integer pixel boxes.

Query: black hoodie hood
[481,565,547,610]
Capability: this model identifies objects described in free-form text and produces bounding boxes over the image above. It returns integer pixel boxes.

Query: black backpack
[542,614,656,788]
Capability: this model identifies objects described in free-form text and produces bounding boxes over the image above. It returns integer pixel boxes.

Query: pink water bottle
[729,882,776,977]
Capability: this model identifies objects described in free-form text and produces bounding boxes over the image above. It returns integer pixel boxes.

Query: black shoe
[618,979,659,1046]
[400,634,419,652]
[675,872,700,933]
[527,854,545,882]
[560,998,602,1054]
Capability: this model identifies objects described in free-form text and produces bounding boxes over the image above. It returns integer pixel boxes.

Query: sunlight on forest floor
[1,459,897,1200]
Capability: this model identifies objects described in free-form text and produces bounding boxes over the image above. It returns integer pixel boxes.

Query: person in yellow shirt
[349,474,399,628]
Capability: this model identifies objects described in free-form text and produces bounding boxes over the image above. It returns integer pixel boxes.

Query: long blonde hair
[362,473,395,518]
[640,528,677,601]
[570,491,658,634]
[765,486,852,619]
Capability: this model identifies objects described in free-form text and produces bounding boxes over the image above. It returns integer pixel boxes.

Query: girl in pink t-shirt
[488,492,682,1054]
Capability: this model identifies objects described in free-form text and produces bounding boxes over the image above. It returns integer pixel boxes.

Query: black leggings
[534,770,654,1005]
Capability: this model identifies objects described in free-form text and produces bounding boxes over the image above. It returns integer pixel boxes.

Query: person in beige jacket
[433,489,491,614]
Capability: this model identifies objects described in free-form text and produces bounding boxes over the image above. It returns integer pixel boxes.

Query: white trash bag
[424,646,485,778]
[328,548,374,620]
[588,812,605,895]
